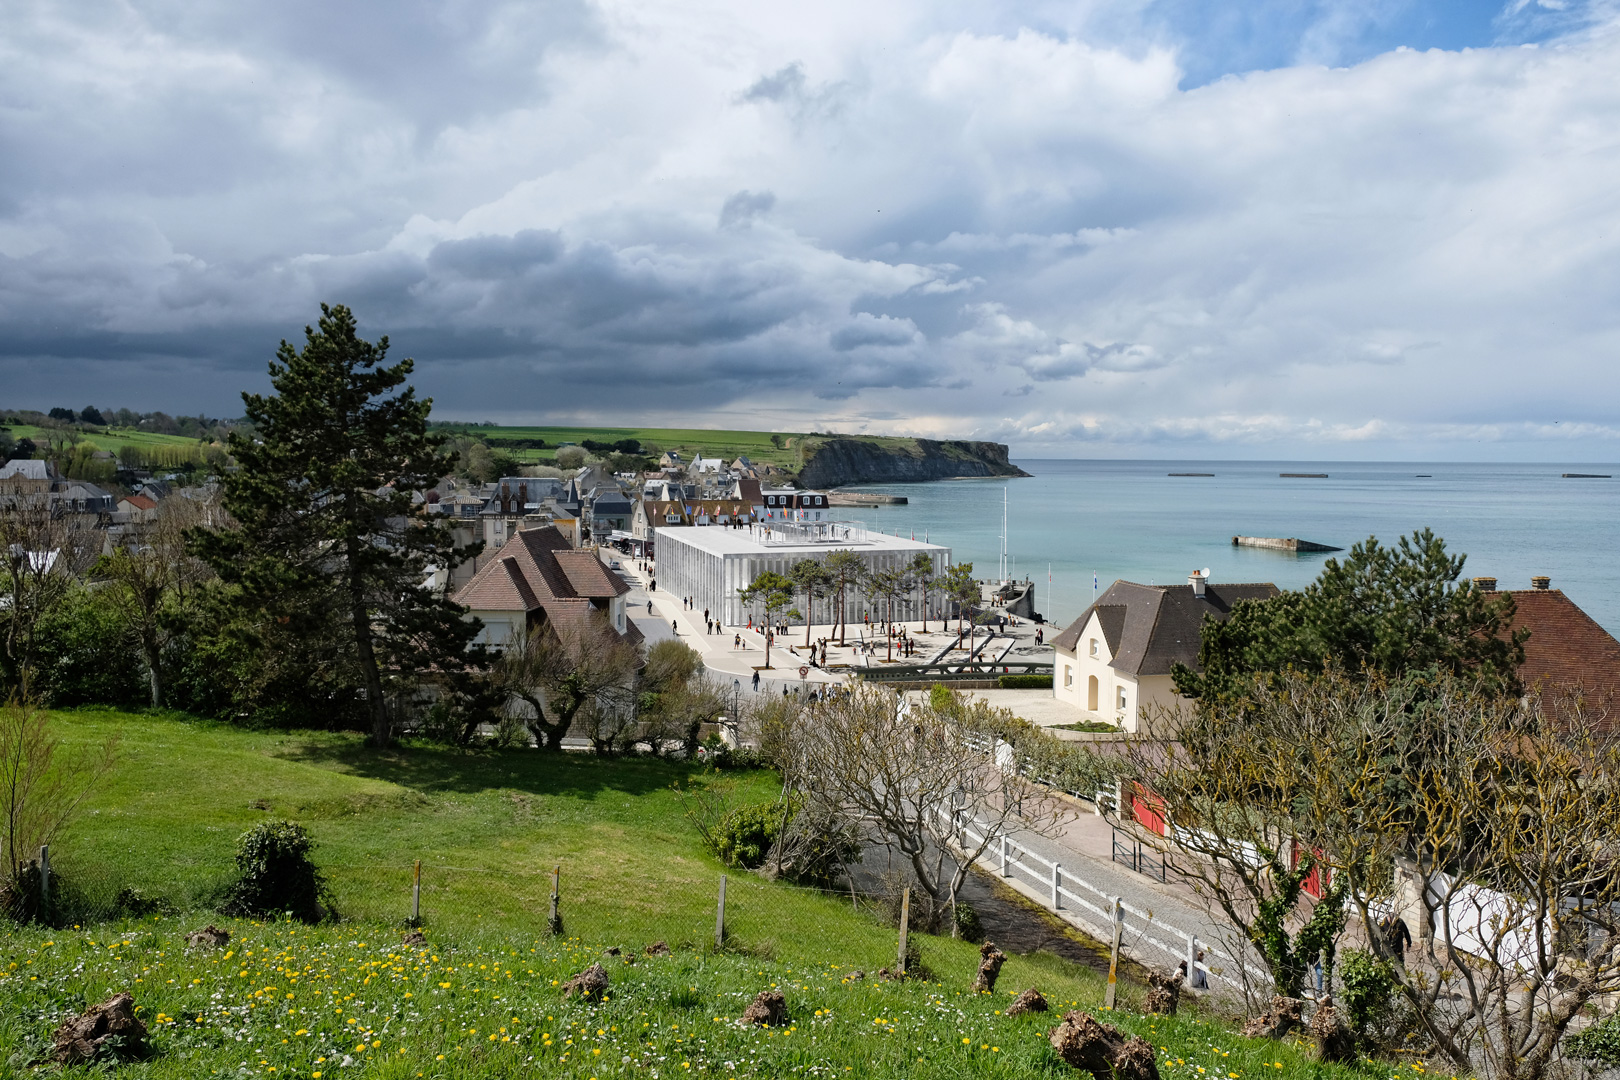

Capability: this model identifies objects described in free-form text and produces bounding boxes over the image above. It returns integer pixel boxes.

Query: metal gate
[1111,826,1166,883]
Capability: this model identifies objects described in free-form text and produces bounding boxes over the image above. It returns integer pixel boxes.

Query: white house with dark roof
[1050,571,1279,734]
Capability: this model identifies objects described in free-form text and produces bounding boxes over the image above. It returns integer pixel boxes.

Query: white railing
[941,806,1274,991]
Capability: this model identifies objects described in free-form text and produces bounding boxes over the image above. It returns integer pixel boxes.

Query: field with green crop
[5,425,211,453]
[435,426,812,470]
[0,711,1374,1080]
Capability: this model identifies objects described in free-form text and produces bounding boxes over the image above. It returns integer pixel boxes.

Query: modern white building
[655,521,951,627]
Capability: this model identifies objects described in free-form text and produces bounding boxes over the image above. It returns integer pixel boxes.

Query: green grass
[0,710,1382,1079]
[1050,721,1120,734]
[435,426,811,470]
[4,425,208,453]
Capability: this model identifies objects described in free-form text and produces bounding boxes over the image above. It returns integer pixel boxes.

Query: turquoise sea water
[838,459,1620,635]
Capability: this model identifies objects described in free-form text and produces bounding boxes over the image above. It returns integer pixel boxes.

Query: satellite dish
[1202,568,1210,578]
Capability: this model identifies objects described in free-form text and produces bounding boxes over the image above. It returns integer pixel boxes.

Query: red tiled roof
[1492,589,1620,727]
[122,494,157,511]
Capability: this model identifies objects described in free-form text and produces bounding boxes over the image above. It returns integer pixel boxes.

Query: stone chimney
[1188,569,1208,599]
[1472,577,1497,591]
[1531,576,1551,590]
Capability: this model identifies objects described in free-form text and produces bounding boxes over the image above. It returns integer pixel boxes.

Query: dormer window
[1089,638,1099,658]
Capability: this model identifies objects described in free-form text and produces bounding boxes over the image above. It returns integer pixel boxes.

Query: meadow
[0,711,1387,1080]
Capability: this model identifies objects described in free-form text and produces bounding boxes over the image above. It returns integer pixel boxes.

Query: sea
[836,459,1620,636]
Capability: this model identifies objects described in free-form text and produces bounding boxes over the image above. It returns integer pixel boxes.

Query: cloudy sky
[3,0,1619,459]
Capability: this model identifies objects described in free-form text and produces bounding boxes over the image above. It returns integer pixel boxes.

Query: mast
[999,486,1008,582]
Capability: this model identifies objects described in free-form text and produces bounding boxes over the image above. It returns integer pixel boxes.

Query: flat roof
[656,524,949,558]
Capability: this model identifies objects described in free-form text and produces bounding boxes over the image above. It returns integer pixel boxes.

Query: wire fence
[11,843,858,959]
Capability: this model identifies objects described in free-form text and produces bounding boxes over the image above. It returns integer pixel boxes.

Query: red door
[1131,785,1168,836]
[1290,841,1332,899]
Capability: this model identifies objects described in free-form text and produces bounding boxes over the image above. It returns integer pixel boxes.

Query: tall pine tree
[192,304,483,744]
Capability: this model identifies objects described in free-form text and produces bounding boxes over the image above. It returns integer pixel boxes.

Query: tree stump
[53,992,147,1065]
[561,963,609,1002]
[1007,988,1049,1017]
[973,942,1007,994]
[740,990,787,1026]
[1240,996,1303,1039]
[186,926,230,950]
[1048,1011,1161,1080]
[400,930,427,947]
[1144,969,1183,1016]
[1308,996,1355,1063]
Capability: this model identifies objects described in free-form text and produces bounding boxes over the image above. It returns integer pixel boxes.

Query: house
[1478,575,1620,729]
[755,488,831,523]
[117,493,158,523]
[689,454,723,475]
[588,490,634,538]
[0,459,56,493]
[1050,572,1280,734]
[658,451,684,470]
[478,477,564,553]
[451,525,641,651]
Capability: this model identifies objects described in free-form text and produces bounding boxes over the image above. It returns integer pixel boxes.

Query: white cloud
[2,0,1620,457]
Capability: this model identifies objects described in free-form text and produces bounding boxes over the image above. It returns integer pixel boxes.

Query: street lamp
[732,679,741,721]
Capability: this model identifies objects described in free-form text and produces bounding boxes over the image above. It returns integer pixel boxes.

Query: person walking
[672,619,678,636]
[734,633,741,650]
[752,669,760,692]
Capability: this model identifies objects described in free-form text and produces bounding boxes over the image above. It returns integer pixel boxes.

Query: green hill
[0,711,1355,1080]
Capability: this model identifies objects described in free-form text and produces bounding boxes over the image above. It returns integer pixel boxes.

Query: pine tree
[191,304,484,744]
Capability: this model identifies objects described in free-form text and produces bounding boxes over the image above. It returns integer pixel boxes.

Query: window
[1064,665,1073,687]
[1087,675,1098,711]
[1116,686,1128,711]
[1088,638,1098,658]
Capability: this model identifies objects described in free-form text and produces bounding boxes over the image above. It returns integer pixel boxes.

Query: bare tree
[909,552,937,632]
[823,550,864,646]
[97,492,220,707]
[0,694,117,917]
[637,640,728,757]
[1130,671,1620,1080]
[0,479,99,686]
[495,614,640,752]
[774,682,1068,935]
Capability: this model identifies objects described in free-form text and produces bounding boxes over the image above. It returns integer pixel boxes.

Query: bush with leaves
[1566,1013,1620,1067]
[712,801,790,869]
[1338,948,1396,1036]
[223,820,333,922]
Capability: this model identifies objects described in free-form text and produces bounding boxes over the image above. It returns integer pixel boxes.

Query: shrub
[997,674,1052,689]
[711,802,789,870]
[224,820,333,922]
[953,901,983,942]
[1566,1013,1620,1066]
[1338,948,1396,1034]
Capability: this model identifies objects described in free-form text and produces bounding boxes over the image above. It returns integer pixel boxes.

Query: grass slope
[0,711,1376,1080]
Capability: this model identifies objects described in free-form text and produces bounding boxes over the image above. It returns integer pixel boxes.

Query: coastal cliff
[794,436,1030,488]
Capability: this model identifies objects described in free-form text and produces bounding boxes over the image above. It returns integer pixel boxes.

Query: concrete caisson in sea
[1231,536,1342,553]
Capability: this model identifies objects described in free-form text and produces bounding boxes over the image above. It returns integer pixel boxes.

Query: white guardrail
[941,805,1275,992]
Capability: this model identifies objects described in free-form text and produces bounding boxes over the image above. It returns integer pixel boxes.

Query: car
[608,560,623,570]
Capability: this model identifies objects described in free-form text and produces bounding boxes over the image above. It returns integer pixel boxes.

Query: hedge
[997,674,1053,689]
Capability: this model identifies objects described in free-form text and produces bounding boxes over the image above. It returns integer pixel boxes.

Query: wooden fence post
[715,874,727,949]
[38,846,50,918]
[411,860,421,926]
[897,886,911,976]
[548,866,563,936]
[1105,897,1123,1010]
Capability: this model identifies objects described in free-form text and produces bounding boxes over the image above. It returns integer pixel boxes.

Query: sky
[3,0,1619,460]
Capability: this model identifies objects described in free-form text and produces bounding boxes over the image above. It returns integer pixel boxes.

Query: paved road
[986,810,1270,988]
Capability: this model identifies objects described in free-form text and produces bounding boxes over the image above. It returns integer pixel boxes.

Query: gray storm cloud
[2,0,1619,457]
